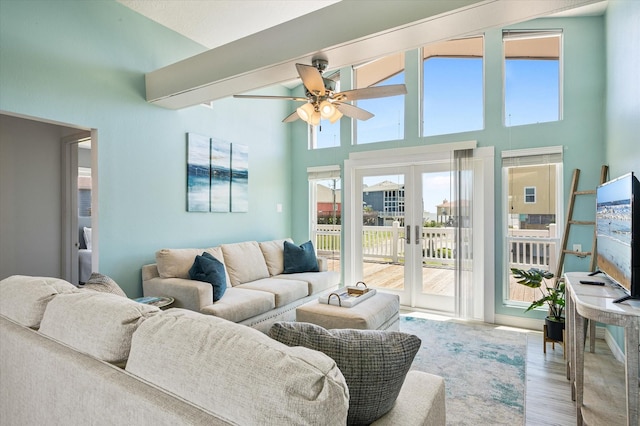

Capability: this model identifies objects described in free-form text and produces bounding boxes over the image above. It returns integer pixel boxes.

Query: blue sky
[316,55,560,212]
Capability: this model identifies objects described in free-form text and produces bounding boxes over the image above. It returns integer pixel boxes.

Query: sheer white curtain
[454,149,474,319]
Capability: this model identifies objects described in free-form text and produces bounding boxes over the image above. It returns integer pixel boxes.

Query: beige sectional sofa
[142,239,340,332]
[0,275,446,425]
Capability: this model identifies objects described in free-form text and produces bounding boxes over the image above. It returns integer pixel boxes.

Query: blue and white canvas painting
[231,143,249,212]
[211,139,231,212]
[186,133,210,212]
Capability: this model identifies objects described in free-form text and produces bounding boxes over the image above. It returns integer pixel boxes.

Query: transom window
[503,30,562,126]
[422,36,484,137]
[353,52,405,144]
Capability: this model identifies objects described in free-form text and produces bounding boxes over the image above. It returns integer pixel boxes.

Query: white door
[344,144,494,320]
[353,162,455,313]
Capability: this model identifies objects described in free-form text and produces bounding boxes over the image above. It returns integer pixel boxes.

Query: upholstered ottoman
[296,292,400,330]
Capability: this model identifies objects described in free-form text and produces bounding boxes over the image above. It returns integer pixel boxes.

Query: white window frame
[524,186,536,204]
[500,146,564,314]
[421,35,485,138]
[502,29,564,127]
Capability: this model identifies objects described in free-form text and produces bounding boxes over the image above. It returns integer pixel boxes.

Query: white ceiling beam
[145,0,602,109]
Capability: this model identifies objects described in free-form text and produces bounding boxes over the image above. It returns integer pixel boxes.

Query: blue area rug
[401,315,527,426]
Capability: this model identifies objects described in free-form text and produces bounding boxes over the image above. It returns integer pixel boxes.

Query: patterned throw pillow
[268,321,421,425]
[188,252,227,302]
[83,273,127,297]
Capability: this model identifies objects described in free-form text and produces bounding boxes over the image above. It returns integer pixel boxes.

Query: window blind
[501,146,563,167]
[307,166,341,180]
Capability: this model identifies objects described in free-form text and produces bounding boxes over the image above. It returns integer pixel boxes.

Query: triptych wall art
[187,133,248,213]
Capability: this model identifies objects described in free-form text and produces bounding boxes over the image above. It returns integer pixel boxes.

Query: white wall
[0,114,79,279]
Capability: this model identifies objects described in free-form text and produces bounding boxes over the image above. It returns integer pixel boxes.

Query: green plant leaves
[510,268,564,319]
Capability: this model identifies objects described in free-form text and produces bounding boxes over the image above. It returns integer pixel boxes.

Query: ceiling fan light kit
[296,102,315,122]
[319,100,335,117]
[233,58,407,126]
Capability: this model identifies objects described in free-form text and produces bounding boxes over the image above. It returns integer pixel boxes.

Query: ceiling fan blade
[282,110,300,123]
[335,103,374,121]
[333,84,407,101]
[295,63,325,96]
[233,94,308,101]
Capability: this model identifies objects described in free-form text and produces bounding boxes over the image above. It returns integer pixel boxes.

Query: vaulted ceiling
[117,0,607,109]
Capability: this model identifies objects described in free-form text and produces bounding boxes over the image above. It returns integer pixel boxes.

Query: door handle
[406,225,411,244]
[415,225,420,245]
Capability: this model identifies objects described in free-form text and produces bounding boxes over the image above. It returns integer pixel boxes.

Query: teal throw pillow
[268,322,421,425]
[283,240,319,274]
[189,252,227,302]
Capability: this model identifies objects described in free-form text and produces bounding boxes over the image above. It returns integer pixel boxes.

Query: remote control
[579,280,605,286]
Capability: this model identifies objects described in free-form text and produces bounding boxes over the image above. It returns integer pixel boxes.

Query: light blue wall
[603,0,640,350]
[605,1,640,178]
[0,0,292,296]
[289,16,607,320]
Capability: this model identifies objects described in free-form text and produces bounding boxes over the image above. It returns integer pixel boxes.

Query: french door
[343,144,494,321]
[354,163,455,312]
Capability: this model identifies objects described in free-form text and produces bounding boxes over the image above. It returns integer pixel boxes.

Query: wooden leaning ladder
[554,165,609,279]
[547,165,609,355]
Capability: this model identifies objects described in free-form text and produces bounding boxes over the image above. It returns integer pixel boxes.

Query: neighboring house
[507,165,557,230]
[435,200,470,227]
[316,183,341,224]
[362,181,405,225]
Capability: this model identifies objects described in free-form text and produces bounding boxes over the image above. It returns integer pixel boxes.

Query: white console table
[565,272,640,426]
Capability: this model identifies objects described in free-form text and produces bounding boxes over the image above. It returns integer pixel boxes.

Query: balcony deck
[323,257,540,303]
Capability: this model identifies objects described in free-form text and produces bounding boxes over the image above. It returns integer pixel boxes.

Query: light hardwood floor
[398,314,627,425]
[524,331,627,426]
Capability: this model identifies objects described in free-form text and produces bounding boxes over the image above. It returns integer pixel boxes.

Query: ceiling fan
[233,58,407,126]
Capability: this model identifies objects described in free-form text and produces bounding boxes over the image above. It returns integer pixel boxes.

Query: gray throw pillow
[268,321,421,425]
[83,273,127,297]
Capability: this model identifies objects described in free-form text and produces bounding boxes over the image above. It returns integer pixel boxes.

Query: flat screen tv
[595,172,640,303]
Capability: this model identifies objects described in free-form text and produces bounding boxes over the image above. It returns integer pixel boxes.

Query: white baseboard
[603,327,625,363]
[493,314,543,331]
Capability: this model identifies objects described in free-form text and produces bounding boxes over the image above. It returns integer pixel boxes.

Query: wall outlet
[276,203,282,213]
[572,244,582,252]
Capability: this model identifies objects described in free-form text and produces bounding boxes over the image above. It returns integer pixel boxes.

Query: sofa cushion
[221,241,269,286]
[156,247,230,287]
[200,287,275,323]
[39,292,160,364]
[236,278,309,307]
[188,252,227,302]
[276,270,340,295]
[268,321,421,425]
[0,275,78,328]
[259,238,293,276]
[283,240,319,274]
[82,273,127,297]
[126,309,349,425]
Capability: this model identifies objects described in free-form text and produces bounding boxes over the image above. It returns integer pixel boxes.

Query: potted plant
[510,267,565,342]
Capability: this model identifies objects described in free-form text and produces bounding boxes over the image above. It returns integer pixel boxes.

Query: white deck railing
[507,225,558,273]
[315,223,557,271]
